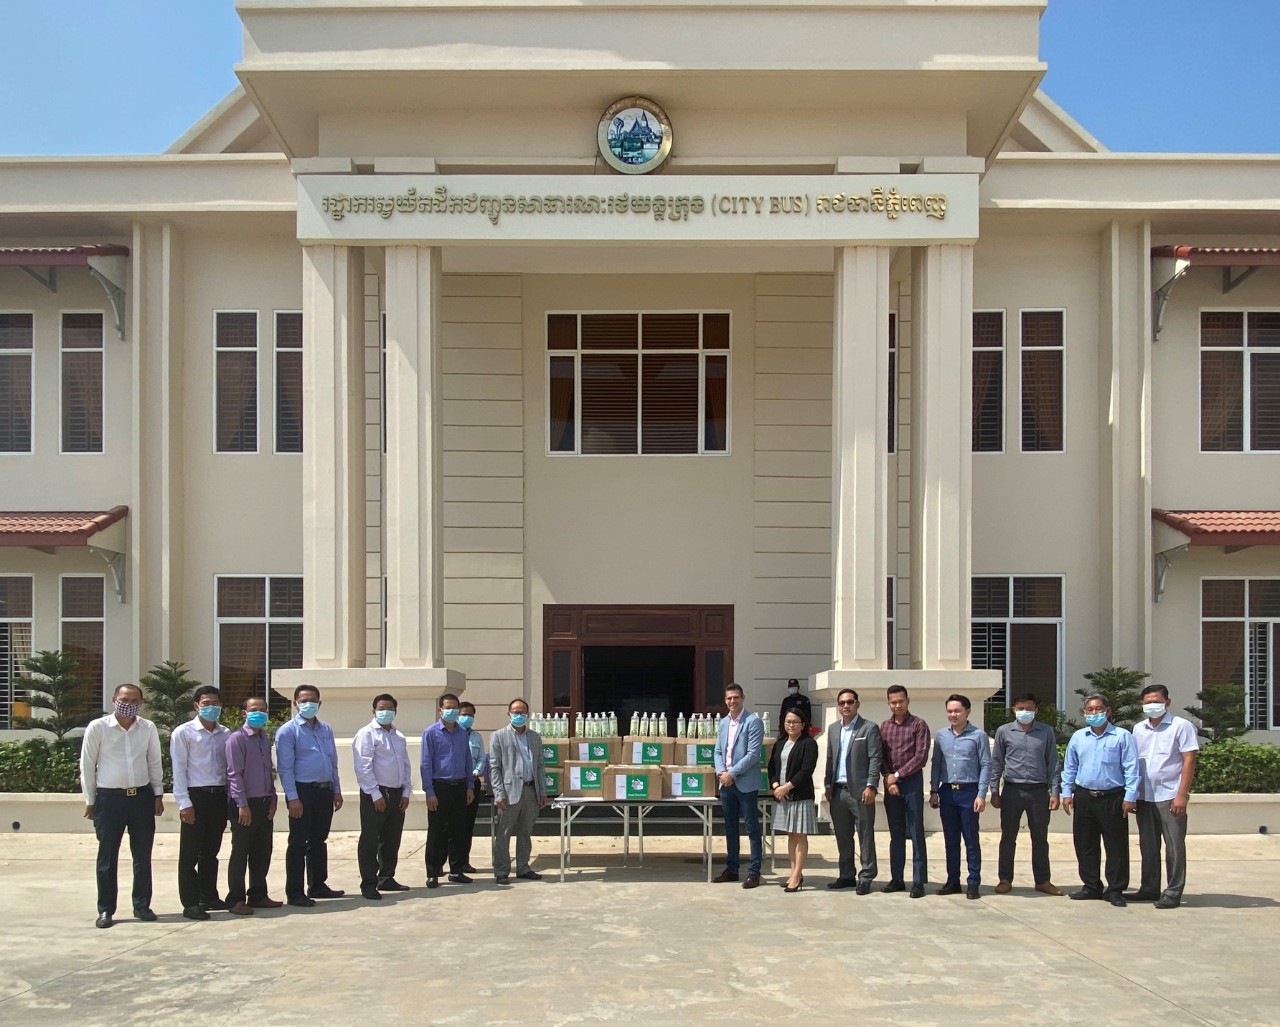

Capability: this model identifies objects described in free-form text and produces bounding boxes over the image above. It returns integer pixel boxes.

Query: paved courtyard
[0,827,1277,1026]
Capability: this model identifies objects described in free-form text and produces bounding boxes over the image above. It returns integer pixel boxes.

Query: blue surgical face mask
[510,712,528,728]
[198,705,222,723]
[1014,709,1036,725]
[297,701,320,719]
[458,714,475,730]
[246,710,269,730]
[1142,702,1167,720]
[441,708,460,723]
[1084,712,1108,728]
[375,709,396,726]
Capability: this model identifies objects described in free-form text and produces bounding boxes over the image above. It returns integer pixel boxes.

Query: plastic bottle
[676,712,686,738]
[762,712,771,738]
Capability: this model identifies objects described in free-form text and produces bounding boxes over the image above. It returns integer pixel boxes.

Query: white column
[909,244,974,669]
[831,245,890,669]
[301,244,366,668]
[383,245,444,669]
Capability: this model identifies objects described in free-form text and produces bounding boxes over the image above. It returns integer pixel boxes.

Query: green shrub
[0,738,82,792]
[1184,682,1249,744]
[1193,742,1280,794]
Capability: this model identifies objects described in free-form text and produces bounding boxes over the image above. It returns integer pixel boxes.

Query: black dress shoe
[742,873,761,889]
[1109,894,1127,907]
[936,883,962,896]
[95,912,114,929]
[308,887,345,899]
[966,886,981,900]
[1123,890,1159,902]
[494,877,511,886]
[1155,895,1180,909]
[182,906,211,921]
[447,873,473,884]
[200,898,230,912]
[712,868,739,883]
[881,880,906,893]
[909,884,925,899]
[516,870,542,881]
[461,863,479,874]
[378,879,411,892]
[855,882,871,895]
[1069,889,1104,901]
[133,906,158,922]
[426,877,440,889]
[287,896,316,907]
[827,878,856,890]
[361,888,383,900]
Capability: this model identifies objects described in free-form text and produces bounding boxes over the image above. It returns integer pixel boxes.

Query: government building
[1,0,1277,738]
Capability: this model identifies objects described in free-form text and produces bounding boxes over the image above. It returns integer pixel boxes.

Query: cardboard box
[570,737,623,765]
[663,765,717,799]
[602,765,663,801]
[623,737,675,766]
[675,741,718,766]
[562,761,607,797]
[539,739,574,767]
[543,767,562,797]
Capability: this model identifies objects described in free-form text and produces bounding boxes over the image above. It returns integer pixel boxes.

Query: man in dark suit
[823,688,883,893]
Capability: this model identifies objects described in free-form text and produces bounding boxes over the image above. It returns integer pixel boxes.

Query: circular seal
[597,97,672,175]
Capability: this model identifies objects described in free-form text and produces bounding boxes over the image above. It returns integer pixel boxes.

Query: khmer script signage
[297,174,978,245]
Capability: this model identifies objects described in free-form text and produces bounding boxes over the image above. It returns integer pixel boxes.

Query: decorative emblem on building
[598,97,672,175]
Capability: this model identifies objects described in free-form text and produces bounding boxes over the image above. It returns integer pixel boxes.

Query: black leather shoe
[827,878,855,890]
[1155,895,1180,909]
[1109,894,1127,907]
[461,863,479,874]
[361,888,383,900]
[742,873,761,889]
[133,906,158,922]
[1069,889,1104,901]
[378,879,411,891]
[936,883,962,896]
[712,868,739,883]
[95,912,114,929]
[1124,890,1159,902]
[200,898,230,912]
[966,886,980,900]
[426,877,440,889]
[182,906,210,921]
[909,884,925,899]
[287,896,316,907]
[308,887,345,899]
[447,873,473,884]
[516,870,542,881]
[881,880,906,893]
[855,882,871,895]
[494,876,511,886]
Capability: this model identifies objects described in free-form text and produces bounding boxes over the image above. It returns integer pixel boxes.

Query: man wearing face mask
[1128,684,1199,909]
[420,692,475,887]
[276,684,345,906]
[779,678,811,731]
[989,692,1063,896]
[459,701,486,874]
[80,683,164,929]
[225,696,280,915]
[488,698,547,884]
[1061,694,1139,907]
[170,685,231,920]
[352,693,413,900]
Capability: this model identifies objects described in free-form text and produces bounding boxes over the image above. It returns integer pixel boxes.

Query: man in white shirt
[170,685,231,920]
[352,693,413,899]
[80,683,164,929]
[1128,684,1200,909]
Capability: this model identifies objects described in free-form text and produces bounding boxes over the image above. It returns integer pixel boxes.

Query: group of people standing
[713,681,1199,909]
[80,684,548,927]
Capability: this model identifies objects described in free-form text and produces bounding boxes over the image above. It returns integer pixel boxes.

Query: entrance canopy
[1153,509,1280,548]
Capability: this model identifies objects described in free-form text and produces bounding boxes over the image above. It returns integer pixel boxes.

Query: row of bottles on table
[530,712,618,737]
[531,710,772,739]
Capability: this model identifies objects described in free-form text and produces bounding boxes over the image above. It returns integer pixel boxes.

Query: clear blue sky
[1,0,1278,155]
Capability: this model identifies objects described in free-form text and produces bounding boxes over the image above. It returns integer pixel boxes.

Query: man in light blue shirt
[460,700,486,874]
[1061,693,1139,906]
[928,694,990,898]
[276,684,344,907]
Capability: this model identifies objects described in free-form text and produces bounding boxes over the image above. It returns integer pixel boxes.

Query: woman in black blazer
[768,708,819,892]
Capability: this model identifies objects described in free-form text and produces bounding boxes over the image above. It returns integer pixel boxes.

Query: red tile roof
[0,507,129,547]
[1153,509,1280,546]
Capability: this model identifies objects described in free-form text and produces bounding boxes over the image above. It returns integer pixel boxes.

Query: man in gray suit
[488,698,548,885]
[824,688,883,893]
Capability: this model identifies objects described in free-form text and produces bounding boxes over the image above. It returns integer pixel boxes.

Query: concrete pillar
[831,245,890,669]
[909,244,974,670]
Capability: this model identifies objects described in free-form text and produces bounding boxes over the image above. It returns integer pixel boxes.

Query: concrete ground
[0,825,1277,1026]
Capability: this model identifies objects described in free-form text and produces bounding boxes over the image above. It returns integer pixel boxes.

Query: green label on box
[570,765,603,791]
[544,769,561,794]
[695,743,716,766]
[678,773,705,797]
[626,774,650,799]
[640,742,663,765]
[541,744,560,766]
[586,741,610,762]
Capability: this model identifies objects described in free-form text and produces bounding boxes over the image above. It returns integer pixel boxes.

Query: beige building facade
[2,0,1278,738]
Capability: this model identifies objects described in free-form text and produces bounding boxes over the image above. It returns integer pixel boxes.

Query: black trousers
[1072,788,1129,897]
[226,796,274,905]
[286,781,335,899]
[358,788,406,889]
[463,780,482,864]
[425,779,469,876]
[177,786,229,908]
[997,782,1052,885]
[93,788,156,915]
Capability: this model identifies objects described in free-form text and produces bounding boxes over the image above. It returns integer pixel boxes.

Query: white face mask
[1142,702,1168,719]
[787,685,799,694]
[1013,709,1036,725]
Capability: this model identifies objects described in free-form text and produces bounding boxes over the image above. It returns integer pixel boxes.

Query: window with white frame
[274,311,303,454]
[547,311,730,455]
[61,312,104,453]
[215,575,302,714]
[971,575,1063,708]
[0,576,34,729]
[1200,310,1280,452]
[0,312,34,454]
[1020,310,1064,452]
[1201,578,1280,730]
[973,309,1004,453]
[215,312,258,453]
[61,575,105,714]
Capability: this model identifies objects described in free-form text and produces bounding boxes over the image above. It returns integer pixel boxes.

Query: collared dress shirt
[990,721,1061,797]
[1132,713,1200,802]
[834,717,861,785]
[276,715,341,801]
[170,718,231,810]
[930,723,991,796]
[879,713,931,778]
[352,719,413,799]
[420,720,472,797]
[80,714,164,806]
[226,726,277,808]
[1061,723,1139,802]
[515,730,534,783]
[725,713,743,760]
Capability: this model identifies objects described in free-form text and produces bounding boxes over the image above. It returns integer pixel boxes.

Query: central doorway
[582,645,695,737]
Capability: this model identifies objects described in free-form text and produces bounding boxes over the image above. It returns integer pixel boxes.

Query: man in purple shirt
[420,692,475,888]
[224,696,280,915]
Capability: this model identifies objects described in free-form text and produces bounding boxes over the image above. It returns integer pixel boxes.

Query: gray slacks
[492,786,540,879]
[1137,799,1188,900]
[830,783,878,883]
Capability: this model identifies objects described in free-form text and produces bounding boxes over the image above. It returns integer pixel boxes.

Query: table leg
[638,805,647,867]
[559,804,566,883]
